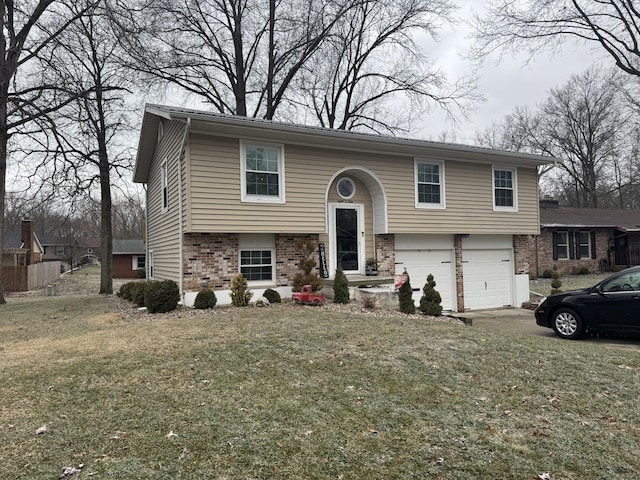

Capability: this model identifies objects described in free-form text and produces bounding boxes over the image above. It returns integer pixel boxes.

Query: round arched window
[337,177,356,199]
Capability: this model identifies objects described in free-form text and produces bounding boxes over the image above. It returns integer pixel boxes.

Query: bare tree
[28,1,138,294]
[298,0,477,134]
[470,0,640,78]
[0,1,96,304]
[476,67,636,208]
[111,0,357,120]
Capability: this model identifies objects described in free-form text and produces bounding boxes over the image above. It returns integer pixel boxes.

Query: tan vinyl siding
[146,120,186,282]
[186,134,541,235]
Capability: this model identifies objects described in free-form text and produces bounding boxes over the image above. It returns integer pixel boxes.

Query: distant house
[2,220,58,292]
[113,240,145,278]
[40,236,100,271]
[2,220,43,267]
[532,198,640,277]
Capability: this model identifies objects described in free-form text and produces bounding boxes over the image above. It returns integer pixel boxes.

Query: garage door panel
[463,249,512,310]
[395,249,454,311]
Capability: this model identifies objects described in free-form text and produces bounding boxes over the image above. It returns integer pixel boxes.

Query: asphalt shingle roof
[540,207,640,231]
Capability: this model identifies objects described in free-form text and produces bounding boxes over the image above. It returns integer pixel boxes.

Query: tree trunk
[98,132,113,295]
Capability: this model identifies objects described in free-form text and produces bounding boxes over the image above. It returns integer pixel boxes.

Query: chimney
[539,196,559,209]
[21,219,33,265]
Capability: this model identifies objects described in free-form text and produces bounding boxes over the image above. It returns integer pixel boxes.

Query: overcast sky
[414,1,606,144]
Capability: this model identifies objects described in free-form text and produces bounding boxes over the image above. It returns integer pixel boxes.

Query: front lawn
[2,295,640,479]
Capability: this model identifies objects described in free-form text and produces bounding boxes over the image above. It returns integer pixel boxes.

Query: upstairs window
[415,160,445,209]
[493,167,517,211]
[241,141,285,203]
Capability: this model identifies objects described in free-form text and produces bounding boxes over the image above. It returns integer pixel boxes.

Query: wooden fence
[28,261,61,290]
[3,261,61,292]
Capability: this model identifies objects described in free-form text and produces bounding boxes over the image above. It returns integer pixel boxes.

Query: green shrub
[194,288,217,309]
[137,269,146,279]
[578,267,589,275]
[145,280,180,313]
[398,272,415,314]
[131,282,148,307]
[333,267,350,304]
[551,268,562,295]
[419,273,443,316]
[541,269,554,278]
[291,240,323,292]
[118,282,134,300]
[263,288,281,304]
[230,273,252,307]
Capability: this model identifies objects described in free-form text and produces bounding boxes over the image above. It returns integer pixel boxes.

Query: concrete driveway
[456,307,640,352]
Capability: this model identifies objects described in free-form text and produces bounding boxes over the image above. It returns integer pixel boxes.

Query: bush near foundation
[231,273,253,307]
[419,273,442,317]
[398,273,415,314]
[263,288,281,304]
[145,280,180,313]
[194,288,217,309]
[333,267,350,304]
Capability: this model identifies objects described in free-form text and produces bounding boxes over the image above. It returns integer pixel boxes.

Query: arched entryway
[324,167,388,275]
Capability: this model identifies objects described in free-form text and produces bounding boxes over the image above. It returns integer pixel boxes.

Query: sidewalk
[451,307,554,338]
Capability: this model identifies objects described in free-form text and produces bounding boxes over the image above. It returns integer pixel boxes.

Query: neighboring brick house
[133,105,553,310]
[113,240,146,278]
[532,198,640,277]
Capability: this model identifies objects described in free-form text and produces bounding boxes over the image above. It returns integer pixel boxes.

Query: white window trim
[240,140,286,204]
[492,166,518,212]
[132,255,146,270]
[337,177,356,200]
[414,159,445,209]
[238,234,276,286]
[161,159,169,212]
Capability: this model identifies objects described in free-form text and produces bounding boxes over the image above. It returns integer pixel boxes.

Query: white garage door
[463,249,512,309]
[395,249,454,311]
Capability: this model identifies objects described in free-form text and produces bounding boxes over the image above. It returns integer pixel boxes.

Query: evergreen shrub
[419,273,443,316]
[194,288,217,309]
[263,288,281,304]
[333,267,350,304]
[291,240,323,292]
[230,273,252,307]
[145,280,180,313]
[398,273,415,314]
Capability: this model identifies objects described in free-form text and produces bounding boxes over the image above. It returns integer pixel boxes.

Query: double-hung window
[493,166,517,211]
[241,141,285,203]
[554,231,569,260]
[239,234,275,284]
[415,160,445,209]
[577,231,592,259]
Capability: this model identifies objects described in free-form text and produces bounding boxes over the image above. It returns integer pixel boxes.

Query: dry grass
[2,283,640,479]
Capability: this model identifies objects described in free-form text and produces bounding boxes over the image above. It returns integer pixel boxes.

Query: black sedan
[535,266,640,339]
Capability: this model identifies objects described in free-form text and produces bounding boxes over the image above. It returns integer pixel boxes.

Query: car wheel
[552,308,584,339]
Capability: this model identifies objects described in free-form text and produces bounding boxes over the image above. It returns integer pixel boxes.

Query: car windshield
[601,271,640,293]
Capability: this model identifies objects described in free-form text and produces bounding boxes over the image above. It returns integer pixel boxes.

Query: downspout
[178,117,191,302]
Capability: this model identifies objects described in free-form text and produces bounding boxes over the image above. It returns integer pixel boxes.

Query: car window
[601,272,640,293]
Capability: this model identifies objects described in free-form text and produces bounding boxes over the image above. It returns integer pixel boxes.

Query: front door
[333,204,363,274]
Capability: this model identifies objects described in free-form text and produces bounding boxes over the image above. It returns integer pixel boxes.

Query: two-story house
[133,105,552,311]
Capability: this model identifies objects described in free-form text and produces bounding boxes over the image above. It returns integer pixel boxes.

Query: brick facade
[113,255,139,279]
[454,234,464,312]
[374,234,395,276]
[534,228,612,277]
[182,232,322,291]
[513,235,534,277]
[183,233,239,291]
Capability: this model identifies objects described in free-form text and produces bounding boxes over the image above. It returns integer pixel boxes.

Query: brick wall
[513,235,533,277]
[275,234,320,285]
[182,233,322,291]
[454,234,464,312]
[535,228,612,277]
[183,233,239,291]
[375,234,394,276]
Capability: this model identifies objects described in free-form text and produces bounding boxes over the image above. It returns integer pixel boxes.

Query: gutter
[178,117,192,302]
